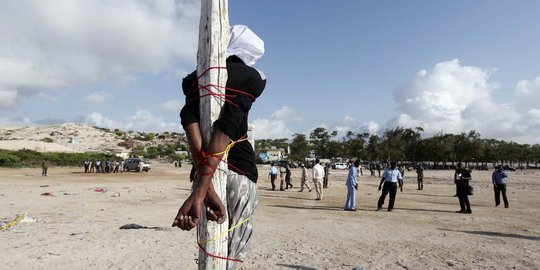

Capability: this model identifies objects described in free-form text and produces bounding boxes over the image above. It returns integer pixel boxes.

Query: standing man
[377,161,403,212]
[95,160,101,173]
[492,165,509,208]
[284,162,293,190]
[41,159,48,177]
[455,162,472,214]
[172,25,266,269]
[84,159,90,173]
[279,164,286,191]
[323,163,330,188]
[268,162,278,191]
[113,160,120,173]
[416,164,424,190]
[298,163,312,192]
[312,158,324,200]
[344,160,360,211]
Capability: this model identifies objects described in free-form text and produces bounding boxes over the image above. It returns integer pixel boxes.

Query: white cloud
[252,118,292,139]
[83,91,112,104]
[514,77,540,114]
[0,0,199,105]
[252,106,304,139]
[271,106,304,122]
[0,89,18,108]
[85,110,181,132]
[162,99,183,112]
[389,59,540,144]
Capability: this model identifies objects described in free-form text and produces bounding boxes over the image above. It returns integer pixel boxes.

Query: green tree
[343,131,369,160]
[289,133,309,162]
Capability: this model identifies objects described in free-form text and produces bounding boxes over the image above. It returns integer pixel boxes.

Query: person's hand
[378,185,381,191]
[354,184,358,190]
[400,186,403,192]
[204,185,226,223]
[172,193,203,231]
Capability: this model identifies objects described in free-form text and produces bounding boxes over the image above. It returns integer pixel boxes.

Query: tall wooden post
[197,0,229,269]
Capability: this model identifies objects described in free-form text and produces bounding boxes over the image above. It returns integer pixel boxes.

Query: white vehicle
[334,163,348,170]
[124,158,151,172]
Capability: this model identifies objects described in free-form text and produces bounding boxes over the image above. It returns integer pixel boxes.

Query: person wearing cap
[377,161,403,211]
[492,165,509,208]
[173,25,266,269]
[454,162,472,214]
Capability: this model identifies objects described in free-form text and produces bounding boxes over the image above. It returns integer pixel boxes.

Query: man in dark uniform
[284,162,293,190]
[172,25,266,270]
[416,164,424,190]
[41,160,48,176]
[455,162,472,214]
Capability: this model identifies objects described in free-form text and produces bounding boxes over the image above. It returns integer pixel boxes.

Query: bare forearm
[191,129,231,197]
[184,123,203,163]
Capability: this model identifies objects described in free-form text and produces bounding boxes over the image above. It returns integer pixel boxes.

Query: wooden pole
[197,0,229,269]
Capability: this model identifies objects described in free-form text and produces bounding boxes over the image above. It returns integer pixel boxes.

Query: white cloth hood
[227,25,265,66]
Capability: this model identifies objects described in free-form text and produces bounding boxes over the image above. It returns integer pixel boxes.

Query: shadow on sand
[268,204,373,212]
[276,263,317,270]
[397,207,457,214]
[438,228,540,241]
[259,193,314,201]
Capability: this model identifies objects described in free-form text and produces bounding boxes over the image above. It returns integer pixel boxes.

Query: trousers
[493,183,509,207]
[377,181,397,210]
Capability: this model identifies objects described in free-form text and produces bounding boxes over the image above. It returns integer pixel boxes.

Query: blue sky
[1,1,539,144]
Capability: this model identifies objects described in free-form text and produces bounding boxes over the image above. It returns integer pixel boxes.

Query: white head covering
[227,25,265,66]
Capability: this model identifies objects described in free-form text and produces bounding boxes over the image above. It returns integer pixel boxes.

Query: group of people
[346,160,510,214]
[266,158,511,215]
[267,158,330,200]
[83,159,124,174]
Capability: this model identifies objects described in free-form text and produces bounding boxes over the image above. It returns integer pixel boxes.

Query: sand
[1,163,539,270]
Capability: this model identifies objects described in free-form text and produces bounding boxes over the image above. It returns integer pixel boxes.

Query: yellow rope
[199,214,253,245]
[0,213,25,230]
[209,138,247,159]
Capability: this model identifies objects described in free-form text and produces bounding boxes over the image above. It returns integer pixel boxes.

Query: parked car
[478,164,489,170]
[124,158,151,172]
[502,165,515,171]
[334,163,348,170]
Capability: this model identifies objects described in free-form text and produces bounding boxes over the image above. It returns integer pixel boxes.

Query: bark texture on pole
[197,0,229,269]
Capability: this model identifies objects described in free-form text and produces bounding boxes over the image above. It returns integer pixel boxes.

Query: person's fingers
[216,212,226,224]
[206,207,218,221]
[187,216,199,229]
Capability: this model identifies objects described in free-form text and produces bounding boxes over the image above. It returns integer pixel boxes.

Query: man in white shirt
[312,158,325,200]
[268,162,278,190]
[377,161,403,211]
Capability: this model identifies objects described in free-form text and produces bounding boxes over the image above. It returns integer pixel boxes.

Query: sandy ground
[1,163,539,270]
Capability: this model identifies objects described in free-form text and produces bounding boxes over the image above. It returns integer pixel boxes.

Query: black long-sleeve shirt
[180,56,266,183]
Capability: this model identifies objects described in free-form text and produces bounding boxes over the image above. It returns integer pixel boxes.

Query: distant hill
[0,123,185,155]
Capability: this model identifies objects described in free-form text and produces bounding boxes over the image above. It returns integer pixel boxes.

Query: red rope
[185,66,257,108]
[196,217,244,264]
[186,67,254,264]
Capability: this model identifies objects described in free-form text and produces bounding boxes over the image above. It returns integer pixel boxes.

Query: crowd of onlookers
[83,159,124,173]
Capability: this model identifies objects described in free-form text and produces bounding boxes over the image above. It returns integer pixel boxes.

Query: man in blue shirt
[492,165,509,208]
[344,160,360,211]
[268,162,278,191]
[377,161,403,211]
